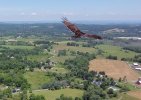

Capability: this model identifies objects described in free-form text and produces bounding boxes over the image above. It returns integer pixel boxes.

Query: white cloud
[107,12,117,15]
[31,12,37,16]
[85,14,89,17]
[20,12,25,15]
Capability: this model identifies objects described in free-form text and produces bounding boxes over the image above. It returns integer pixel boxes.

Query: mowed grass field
[89,59,140,82]
[96,44,138,59]
[31,88,84,100]
[24,71,54,90]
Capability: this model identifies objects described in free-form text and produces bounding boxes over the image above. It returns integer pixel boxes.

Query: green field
[52,43,139,63]
[53,44,96,53]
[1,45,34,50]
[57,41,86,45]
[16,36,43,42]
[24,71,54,90]
[51,43,96,63]
[96,44,138,59]
[31,88,84,100]
[27,53,51,62]
[51,55,75,63]
[49,67,68,73]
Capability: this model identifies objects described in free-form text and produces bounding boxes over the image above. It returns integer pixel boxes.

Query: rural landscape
[0,0,141,100]
[0,23,141,100]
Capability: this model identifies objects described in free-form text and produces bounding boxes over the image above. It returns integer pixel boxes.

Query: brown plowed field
[89,59,140,82]
[128,90,141,100]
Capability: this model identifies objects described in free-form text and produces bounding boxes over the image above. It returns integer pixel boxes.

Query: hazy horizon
[1,19,141,25]
[0,0,141,22]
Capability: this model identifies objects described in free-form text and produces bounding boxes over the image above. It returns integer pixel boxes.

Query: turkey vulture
[62,17,102,39]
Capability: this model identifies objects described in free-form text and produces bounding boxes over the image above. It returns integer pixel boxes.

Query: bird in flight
[62,17,102,39]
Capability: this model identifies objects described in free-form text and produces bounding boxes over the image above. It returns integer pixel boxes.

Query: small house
[133,63,139,66]
[136,77,141,85]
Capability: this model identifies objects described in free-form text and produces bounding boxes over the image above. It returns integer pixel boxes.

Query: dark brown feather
[62,17,102,39]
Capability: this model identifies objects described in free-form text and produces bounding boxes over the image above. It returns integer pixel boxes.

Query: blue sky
[0,0,141,22]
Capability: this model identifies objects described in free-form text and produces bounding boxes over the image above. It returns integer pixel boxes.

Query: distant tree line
[106,55,117,60]
[121,54,141,63]
[0,23,141,39]
[123,46,141,53]
[67,42,79,47]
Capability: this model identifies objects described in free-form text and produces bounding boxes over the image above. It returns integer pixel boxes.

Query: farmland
[0,23,141,100]
[89,59,140,82]
[128,90,141,100]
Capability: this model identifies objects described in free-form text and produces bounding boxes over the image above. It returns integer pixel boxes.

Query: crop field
[89,59,140,82]
[31,88,84,100]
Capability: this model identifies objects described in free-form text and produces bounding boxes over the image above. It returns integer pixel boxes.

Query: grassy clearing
[24,71,54,90]
[51,55,75,63]
[27,53,50,62]
[49,66,69,74]
[48,63,69,73]
[16,36,43,42]
[53,44,96,53]
[31,88,84,100]
[96,44,138,59]
[1,45,34,50]
[51,43,96,63]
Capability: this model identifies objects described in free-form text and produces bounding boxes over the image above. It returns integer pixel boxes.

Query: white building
[133,63,139,66]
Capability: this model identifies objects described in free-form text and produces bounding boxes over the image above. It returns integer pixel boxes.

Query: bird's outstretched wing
[62,17,102,39]
[62,17,84,37]
[82,32,102,39]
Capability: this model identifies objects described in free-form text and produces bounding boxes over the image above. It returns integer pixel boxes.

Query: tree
[118,77,122,82]
[122,76,127,82]
[29,94,45,100]
[20,90,28,100]
[2,88,12,98]
[75,97,81,100]
[58,50,67,56]
[107,88,114,94]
